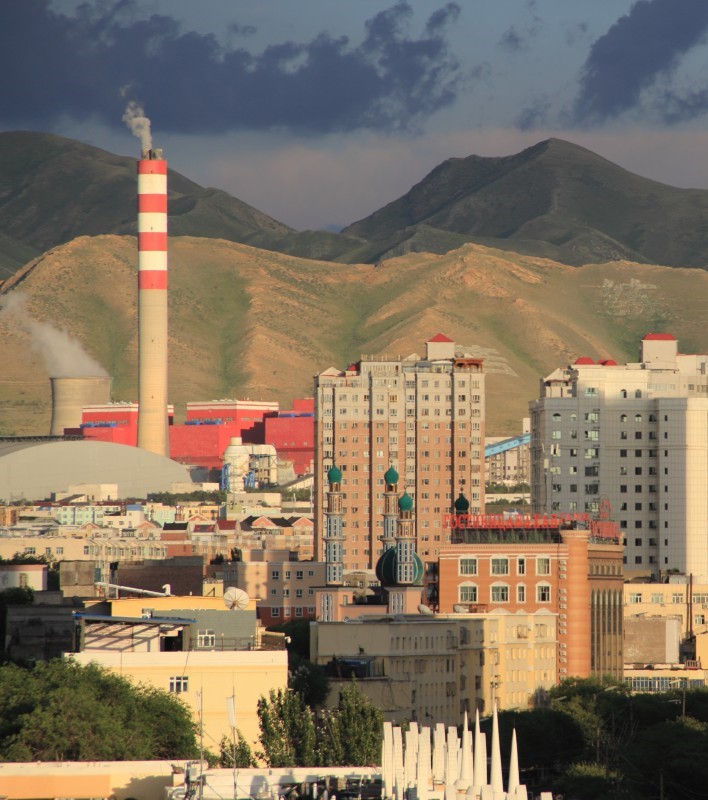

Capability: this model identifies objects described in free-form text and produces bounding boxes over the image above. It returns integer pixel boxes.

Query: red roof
[428,333,453,342]
[643,333,676,340]
[598,359,618,366]
[574,357,595,365]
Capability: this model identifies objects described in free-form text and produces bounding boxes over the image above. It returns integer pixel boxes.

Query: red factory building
[72,398,314,474]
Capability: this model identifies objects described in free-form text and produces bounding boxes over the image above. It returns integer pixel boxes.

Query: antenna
[223,587,250,610]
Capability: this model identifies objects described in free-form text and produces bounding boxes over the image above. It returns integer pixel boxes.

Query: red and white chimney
[136,149,169,456]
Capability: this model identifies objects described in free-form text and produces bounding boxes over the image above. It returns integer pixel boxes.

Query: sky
[3,0,708,230]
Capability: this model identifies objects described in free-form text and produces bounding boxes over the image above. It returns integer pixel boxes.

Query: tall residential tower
[314,335,485,572]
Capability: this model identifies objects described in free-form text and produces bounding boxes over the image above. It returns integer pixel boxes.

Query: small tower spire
[324,463,344,586]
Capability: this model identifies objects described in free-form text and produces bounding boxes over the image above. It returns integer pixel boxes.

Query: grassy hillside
[1,236,706,438]
[342,139,708,268]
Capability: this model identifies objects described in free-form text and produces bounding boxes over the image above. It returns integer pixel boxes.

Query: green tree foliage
[317,682,382,766]
[218,730,257,768]
[147,490,226,504]
[0,659,198,761]
[553,762,622,800]
[257,688,316,767]
[288,654,330,708]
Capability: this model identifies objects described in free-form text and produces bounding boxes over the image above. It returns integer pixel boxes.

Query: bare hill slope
[1,236,704,437]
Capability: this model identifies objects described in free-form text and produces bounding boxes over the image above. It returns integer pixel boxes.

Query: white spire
[473,708,486,790]
[490,703,504,794]
[457,709,473,787]
[507,728,520,795]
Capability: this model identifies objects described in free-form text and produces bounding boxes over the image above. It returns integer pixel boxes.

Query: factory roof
[0,440,192,502]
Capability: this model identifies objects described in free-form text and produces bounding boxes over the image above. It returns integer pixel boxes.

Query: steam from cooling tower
[0,292,107,378]
[123,101,152,154]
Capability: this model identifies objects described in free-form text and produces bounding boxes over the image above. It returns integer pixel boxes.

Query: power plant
[136,146,169,457]
[49,376,111,436]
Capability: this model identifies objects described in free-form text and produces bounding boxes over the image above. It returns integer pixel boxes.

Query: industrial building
[0,440,191,501]
[314,334,485,572]
[530,333,708,578]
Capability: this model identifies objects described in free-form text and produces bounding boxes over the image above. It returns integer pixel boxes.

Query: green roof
[327,464,342,484]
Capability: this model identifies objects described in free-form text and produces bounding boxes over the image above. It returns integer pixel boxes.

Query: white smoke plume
[0,292,107,378]
[122,100,153,153]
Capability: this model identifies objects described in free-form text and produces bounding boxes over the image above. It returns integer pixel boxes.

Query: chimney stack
[136,148,169,456]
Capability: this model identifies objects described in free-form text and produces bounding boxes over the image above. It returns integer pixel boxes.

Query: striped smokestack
[136,149,169,456]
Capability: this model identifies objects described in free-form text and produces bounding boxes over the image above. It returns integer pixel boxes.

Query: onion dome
[454,492,470,513]
[398,491,413,512]
[384,466,399,486]
[327,464,342,485]
[375,547,425,587]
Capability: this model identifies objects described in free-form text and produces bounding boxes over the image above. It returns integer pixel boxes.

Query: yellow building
[312,610,557,726]
[70,596,288,753]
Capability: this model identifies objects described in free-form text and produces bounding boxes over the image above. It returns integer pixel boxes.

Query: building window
[197,629,215,648]
[491,558,509,576]
[169,676,189,694]
[536,557,551,576]
[459,558,478,576]
[536,584,551,603]
[517,557,526,575]
[517,584,526,603]
[491,584,509,603]
[459,583,478,603]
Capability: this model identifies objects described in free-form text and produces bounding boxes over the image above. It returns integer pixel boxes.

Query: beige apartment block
[530,334,708,578]
[311,611,556,726]
[315,335,485,571]
[223,553,326,625]
[623,579,708,667]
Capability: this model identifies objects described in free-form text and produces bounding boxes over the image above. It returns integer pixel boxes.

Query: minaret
[395,490,416,585]
[382,465,400,553]
[324,464,345,586]
[137,147,169,456]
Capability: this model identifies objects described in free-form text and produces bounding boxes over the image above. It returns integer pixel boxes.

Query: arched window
[635,414,642,423]
[552,413,561,421]
[620,414,628,423]
[649,414,656,422]
[635,389,642,398]
[459,582,478,603]
[620,389,628,399]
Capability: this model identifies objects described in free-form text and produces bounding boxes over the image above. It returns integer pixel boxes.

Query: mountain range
[2,131,708,439]
[2,234,706,438]
[1,133,708,283]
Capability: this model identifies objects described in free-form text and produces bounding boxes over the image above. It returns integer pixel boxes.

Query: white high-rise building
[530,334,708,578]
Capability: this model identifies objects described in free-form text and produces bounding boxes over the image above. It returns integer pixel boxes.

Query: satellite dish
[223,586,250,610]
[418,604,434,615]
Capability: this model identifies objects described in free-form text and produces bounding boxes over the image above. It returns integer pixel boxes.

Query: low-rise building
[312,611,557,726]
[69,595,288,751]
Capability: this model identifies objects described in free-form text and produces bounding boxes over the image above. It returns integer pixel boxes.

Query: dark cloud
[0,0,462,135]
[516,97,551,130]
[572,0,708,124]
[498,27,527,53]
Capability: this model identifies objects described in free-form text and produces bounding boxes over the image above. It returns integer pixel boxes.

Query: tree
[218,730,257,768]
[317,681,382,766]
[257,688,316,767]
[0,659,198,761]
[289,653,330,708]
[553,762,622,800]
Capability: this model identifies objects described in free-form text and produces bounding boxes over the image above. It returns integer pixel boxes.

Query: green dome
[384,466,399,486]
[327,464,342,484]
[398,491,413,512]
[454,492,470,512]
[375,547,424,587]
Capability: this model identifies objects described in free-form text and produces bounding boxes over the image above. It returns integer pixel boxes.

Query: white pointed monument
[490,703,504,796]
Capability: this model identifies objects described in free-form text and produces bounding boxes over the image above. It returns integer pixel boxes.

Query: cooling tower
[136,149,169,457]
[50,376,112,435]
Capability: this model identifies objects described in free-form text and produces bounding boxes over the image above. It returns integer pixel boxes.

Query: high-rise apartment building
[530,334,708,578]
[314,335,485,571]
